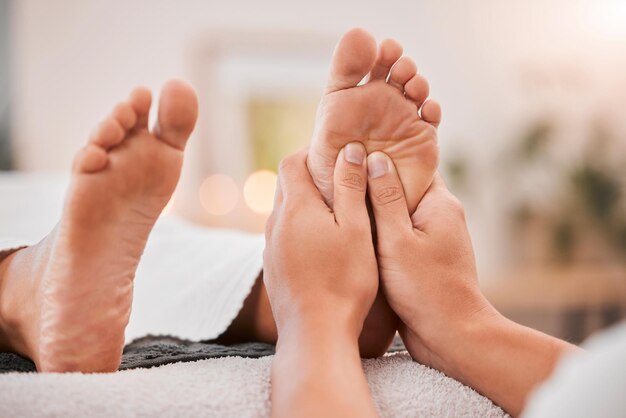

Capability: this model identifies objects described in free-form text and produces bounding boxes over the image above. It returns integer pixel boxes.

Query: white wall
[8,0,626,275]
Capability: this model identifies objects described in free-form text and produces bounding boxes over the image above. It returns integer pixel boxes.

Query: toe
[404,74,430,109]
[421,99,442,128]
[325,28,377,94]
[89,118,125,149]
[153,79,198,150]
[369,38,403,81]
[73,143,109,173]
[111,101,137,132]
[128,86,152,130]
[387,57,417,93]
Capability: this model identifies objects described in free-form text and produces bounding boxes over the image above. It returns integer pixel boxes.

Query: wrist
[401,293,504,375]
[435,311,577,416]
[271,306,377,418]
[399,283,498,366]
[273,313,363,394]
[276,299,365,344]
[276,311,361,354]
[441,307,508,381]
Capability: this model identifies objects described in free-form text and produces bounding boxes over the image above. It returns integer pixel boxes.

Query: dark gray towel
[0,335,406,373]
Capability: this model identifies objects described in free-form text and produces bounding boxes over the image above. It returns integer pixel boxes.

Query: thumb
[333,142,369,227]
[366,152,413,239]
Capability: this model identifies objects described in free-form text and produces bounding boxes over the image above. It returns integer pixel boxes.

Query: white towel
[0,352,508,417]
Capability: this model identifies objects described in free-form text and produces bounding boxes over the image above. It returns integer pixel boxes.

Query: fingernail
[367,153,389,178]
[344,142,365,165]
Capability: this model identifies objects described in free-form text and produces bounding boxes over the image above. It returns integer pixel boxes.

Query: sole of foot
[0,80,198,372]
[308,27,442,214]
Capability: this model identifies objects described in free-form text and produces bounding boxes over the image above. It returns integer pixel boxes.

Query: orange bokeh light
[243,170,277,215]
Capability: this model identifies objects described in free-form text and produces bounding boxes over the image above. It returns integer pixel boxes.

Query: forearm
[443,313,580,417]
[271,317,378,418]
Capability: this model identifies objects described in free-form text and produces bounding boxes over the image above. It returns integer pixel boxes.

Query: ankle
[0,248,40,361]
[0,251,20,352]
[0,280,10,353]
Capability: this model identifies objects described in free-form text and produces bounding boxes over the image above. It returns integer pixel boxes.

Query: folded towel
[0,351,507,417]
[0,336,277,374]
[1,334,408,374]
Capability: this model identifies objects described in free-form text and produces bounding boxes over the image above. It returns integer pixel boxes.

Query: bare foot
[307,28,440,356]
[309,28,441,213]
[0,80,198,372]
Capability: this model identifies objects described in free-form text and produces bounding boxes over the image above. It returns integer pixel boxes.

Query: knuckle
[277,155,296,174]
[373,185,404,206]
[339,168,366,192]
[278,148,307,172]
[277,149,306,175]
[446,195,466,218]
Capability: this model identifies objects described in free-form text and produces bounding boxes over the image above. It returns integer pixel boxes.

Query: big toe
[326,28,377,94]
[154,79,198,150]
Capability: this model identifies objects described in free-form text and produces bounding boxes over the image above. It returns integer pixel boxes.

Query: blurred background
[0,0,625,343]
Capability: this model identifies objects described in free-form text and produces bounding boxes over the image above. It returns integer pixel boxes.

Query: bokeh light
[199,174,239,216]
[586,0,626,39]
[243,170,278,214]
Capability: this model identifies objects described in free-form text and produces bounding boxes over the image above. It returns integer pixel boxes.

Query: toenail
[344,142,365,165]
[367,153,390,178]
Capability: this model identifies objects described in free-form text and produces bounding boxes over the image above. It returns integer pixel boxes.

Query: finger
[277,148,327,211]
[333,142,369,227]
[367,152,413,237]
[410,172,464,232]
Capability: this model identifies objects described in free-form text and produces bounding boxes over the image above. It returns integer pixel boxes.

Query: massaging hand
[264,144,379,417]
[264,143,378,339]
[365,151,494,369]
[366,151,578,417]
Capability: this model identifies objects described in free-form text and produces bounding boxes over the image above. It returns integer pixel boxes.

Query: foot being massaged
[0,28,624,417]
